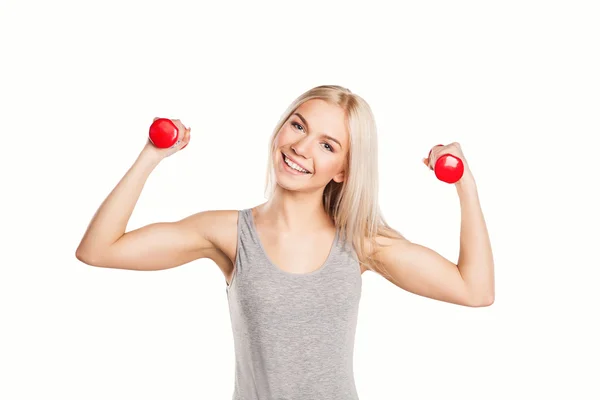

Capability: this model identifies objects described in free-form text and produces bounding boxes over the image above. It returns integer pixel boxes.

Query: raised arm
[75,119,213,271]
[77,210,227,271]
[367,143,494,307]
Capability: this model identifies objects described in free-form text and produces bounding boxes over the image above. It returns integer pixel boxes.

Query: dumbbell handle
[428,144,464,184]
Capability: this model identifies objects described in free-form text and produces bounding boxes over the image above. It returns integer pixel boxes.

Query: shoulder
[362,228,409,254]
[176,209,240,266]
[359,229,410,272]
[185,209,239,246]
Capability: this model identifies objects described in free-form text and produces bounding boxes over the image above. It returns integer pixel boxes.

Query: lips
[282,152,312,174]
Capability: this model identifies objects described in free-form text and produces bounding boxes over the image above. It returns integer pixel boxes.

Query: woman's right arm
[75,119,213,271]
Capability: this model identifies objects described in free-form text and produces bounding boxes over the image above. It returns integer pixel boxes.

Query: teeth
[284,155,309,173]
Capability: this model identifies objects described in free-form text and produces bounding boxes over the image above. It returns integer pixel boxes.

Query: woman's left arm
[454,177,495,306]
[371,143,495,307]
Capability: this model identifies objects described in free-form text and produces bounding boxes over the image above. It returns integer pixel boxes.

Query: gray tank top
[225,208,362,399]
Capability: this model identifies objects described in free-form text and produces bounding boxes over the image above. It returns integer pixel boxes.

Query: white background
[1,0,598,399]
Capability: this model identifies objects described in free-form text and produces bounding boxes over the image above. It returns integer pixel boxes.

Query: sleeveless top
[225,208,363,400]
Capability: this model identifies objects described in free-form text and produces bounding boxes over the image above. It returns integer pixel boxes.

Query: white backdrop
[1,0,598,399]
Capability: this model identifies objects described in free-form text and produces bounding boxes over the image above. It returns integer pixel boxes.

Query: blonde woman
[76,85,495,399]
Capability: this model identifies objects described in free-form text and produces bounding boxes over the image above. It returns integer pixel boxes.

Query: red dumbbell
[427,144,464,184]
[149,118,189,149]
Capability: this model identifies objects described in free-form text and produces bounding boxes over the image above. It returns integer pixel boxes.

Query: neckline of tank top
[245,208,340,277]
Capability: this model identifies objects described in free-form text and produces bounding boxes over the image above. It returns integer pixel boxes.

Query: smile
[282,152,311,174]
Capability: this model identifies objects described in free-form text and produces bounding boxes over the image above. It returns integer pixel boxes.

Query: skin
[249,99,353,275]
[74,102,354,281]
[76,100,494,308]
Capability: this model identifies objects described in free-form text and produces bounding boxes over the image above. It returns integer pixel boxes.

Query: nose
[291,137,311,159]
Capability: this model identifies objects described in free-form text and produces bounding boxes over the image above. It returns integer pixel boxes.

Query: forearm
[455,176,495,304]
[77,151,161,255]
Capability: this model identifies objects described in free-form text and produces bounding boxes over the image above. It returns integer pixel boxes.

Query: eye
[291,121,305,132]
[322,142,334,152]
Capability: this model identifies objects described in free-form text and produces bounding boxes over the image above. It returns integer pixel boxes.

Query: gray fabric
[226,208,363,400]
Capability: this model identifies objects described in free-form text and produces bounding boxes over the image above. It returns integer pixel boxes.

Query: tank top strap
[237,208,261,247]
[232,209,263,277]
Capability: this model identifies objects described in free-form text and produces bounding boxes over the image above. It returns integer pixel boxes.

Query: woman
[76,84,494,399]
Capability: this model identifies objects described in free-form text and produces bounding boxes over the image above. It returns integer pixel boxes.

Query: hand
[422,142,474,183]
[142,118,191,162]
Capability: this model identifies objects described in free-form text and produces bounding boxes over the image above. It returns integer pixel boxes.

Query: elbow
[479,299,494,307]
[483,288,496,306]
[75,247,90,264]
[75,246,99,266]
[466,284,495,307]
[471,295,494,307]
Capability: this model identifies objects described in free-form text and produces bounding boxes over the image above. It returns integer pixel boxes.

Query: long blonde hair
[264,85,404,277]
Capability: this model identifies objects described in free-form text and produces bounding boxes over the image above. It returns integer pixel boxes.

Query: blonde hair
[264,85,404,278]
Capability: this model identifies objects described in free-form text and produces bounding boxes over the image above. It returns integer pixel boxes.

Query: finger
[177,127,189,146]
[428,143,444,159]
[174,119,183,130]
[178,128,191,150]
[427,144,444,169]
[172,121,185,141]
[423,157,433,170]
[426,149,435,165]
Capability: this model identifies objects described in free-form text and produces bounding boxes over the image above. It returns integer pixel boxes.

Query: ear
[332,169,345,183]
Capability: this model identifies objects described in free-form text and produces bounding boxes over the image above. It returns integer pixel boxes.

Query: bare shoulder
[189,209,239,263]
[359,231,410,274]
[372,234,410,248]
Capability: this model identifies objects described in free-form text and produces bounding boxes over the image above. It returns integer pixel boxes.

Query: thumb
[423,157,434,170]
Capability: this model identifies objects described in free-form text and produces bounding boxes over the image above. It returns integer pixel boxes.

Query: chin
[273,151,313,191]
[273,170,304,191]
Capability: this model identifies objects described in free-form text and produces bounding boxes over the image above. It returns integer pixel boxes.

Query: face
[273,99,349,193]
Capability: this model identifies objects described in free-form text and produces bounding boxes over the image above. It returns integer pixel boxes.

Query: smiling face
[273,99,350,193]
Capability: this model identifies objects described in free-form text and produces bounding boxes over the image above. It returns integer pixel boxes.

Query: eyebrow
[293,112,343,150]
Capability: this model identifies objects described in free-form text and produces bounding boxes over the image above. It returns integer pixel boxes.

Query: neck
[258,185,334,234]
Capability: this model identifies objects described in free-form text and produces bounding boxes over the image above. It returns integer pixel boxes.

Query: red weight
[434,154,464,184]
[149,118,179,148]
